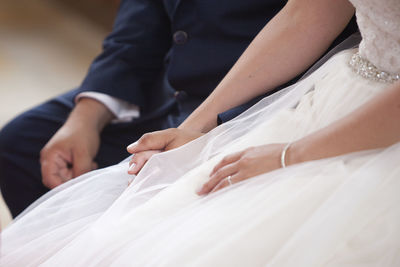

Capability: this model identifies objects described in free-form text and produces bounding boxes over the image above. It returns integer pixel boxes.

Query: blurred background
[0,0,119,228]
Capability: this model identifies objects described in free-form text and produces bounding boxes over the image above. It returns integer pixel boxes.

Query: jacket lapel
[163,0,183,20]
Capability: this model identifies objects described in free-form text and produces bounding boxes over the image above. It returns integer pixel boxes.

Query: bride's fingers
[210,173,240,193]
[128,157,136,167]
[128,152,149,175]
[126,141,138,153]
[210,151,243,177]
[128,150,161,175]
[127,129,177,153]
[198,163,238,195]
[128,151,153,174]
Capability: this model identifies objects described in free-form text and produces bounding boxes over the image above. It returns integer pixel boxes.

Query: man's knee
[0,112,45,186]
[0,94,73,163]
[0,116,26,162]
[0,92,75,216]
[0,113,52,216]
[0,106,66,175]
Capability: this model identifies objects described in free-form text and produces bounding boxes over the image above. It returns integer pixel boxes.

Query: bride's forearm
[180,0,354,133]
[288,81,400,165]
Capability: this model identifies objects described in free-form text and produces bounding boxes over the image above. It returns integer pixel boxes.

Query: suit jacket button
[174,91,188,100]
[173,30,188,45]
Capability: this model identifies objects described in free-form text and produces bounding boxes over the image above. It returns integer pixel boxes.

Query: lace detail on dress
[349,0,400,74]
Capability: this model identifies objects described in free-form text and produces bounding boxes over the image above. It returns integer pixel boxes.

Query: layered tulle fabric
[1,50,400,266]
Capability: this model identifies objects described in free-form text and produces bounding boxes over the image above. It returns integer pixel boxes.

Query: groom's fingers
[127,129,177,153]
[72,149,93,178]
[41,151,70,189]
[41,160,61,189]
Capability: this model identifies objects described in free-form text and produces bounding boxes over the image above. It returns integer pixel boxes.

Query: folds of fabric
[1,50,399,266]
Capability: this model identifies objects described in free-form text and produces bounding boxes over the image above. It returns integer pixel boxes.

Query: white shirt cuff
[76,92,140,123]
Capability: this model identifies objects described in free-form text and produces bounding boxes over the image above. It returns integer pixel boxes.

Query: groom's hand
[40,98,114,189]
[126,128,203,175]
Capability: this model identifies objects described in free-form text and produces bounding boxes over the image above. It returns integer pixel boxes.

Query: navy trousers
[0,89,200,217]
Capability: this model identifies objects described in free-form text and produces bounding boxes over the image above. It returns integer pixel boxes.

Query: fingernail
[127,143,136,150]
[196,188,204,195]
[128,163,136,172]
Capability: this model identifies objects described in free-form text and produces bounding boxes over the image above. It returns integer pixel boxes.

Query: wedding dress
[1,0,400,266]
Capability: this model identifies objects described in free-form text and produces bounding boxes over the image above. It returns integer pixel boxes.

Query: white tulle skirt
[1,50,400,266]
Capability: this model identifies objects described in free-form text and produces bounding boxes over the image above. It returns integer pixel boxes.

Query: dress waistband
[349,52,400,83]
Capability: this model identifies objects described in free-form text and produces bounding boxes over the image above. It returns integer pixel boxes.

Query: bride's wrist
[281,141,306,167]
[178,119,215,133]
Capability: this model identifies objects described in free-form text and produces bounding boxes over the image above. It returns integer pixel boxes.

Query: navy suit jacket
[77,0,358,122]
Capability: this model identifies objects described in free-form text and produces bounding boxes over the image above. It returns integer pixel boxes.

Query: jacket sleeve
[76,0,171,107]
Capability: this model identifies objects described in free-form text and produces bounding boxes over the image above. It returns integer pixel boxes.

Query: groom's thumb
[72,150,93,178]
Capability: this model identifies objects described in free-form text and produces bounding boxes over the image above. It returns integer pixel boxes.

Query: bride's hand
[126,128,203,174]
[197,144,287,195]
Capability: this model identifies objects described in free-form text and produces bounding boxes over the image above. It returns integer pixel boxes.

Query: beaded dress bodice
[349,0,400,75]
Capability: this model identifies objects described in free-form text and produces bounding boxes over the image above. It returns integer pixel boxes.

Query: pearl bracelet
[280,143,291,168]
